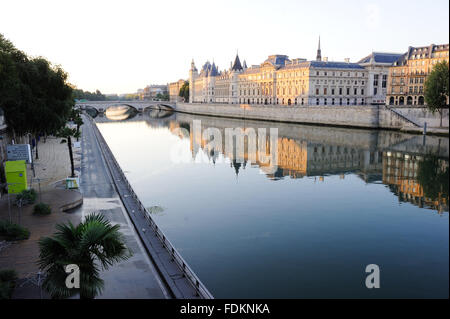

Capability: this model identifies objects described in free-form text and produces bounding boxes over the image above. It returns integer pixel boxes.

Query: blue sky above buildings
[1,0,448,94]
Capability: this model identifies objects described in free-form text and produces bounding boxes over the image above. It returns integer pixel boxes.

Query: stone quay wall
[175,103,448,131]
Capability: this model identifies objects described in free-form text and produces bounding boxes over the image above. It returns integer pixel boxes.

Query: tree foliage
[72,88,106,101]
[179,81,189,102]
[0,33,74,137]
[424,61,449,127]
[38,213,131,299]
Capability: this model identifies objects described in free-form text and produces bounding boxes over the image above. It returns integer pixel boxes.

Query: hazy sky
[1,0,448,94]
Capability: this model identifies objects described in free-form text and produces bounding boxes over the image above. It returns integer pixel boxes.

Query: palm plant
[38,213,132,299]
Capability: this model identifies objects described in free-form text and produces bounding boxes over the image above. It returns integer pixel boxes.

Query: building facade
[188,41,403,106]
[168,79,186,102]
[140,84,169,100]
[358,52,404,105]
[386,44,449,106]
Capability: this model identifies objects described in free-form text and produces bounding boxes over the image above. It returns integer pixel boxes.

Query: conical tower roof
[231,54,243,71]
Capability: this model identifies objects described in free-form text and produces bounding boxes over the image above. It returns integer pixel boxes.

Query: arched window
[288,99,292,106]
[418,96,424,105]
[399,97,405,105]
[407,96,413,105]
[389,97,395,105]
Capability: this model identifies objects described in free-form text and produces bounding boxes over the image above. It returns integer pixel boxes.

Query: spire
[232,53,243,71]
[316,36,322,62]
[243,60,248,69]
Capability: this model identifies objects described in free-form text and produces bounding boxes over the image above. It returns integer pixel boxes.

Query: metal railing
[86,115,213,299]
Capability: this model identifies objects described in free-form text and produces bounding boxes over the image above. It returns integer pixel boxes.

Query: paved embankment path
[69,115,171,299]
[86,115,209,299]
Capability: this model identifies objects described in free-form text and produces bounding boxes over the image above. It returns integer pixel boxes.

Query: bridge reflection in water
[95,111,449,298]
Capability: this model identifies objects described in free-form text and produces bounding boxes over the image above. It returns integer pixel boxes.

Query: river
[95,107,449,298]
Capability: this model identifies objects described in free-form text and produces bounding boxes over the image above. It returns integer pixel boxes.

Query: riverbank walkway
[84,114,211,298]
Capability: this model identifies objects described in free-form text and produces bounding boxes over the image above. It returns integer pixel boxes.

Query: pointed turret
[231,53,243,71]
[243,60,248,69]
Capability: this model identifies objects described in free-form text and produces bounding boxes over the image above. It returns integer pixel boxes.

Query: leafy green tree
[38,213,131,299]
[179,81,189,102]
[424,61,449,127]
[0,34,73,153]
[57,127,80,178]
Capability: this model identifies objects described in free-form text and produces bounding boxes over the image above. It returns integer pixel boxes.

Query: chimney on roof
[323,57,328,62]
[344,58,350,63]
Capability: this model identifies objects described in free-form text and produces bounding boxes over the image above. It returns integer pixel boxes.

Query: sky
[1,0,448,94]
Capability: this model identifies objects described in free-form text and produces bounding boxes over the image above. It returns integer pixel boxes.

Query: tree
[38,213,131,299]
[57,127,80,178]
[0,34,73,150]
[424,61,449,127]
[179,81,189,102]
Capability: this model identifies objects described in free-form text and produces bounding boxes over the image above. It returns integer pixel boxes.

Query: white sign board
[7,144,32,163]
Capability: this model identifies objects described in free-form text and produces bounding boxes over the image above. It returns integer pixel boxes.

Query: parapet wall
[175,103,448,131]
[176,103,380,128]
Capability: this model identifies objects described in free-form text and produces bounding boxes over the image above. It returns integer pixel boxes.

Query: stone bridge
[75,100,176,113]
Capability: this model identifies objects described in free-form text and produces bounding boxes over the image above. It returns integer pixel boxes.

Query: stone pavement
[27,135,82,192]
[1,117,170,299]
[65,115,169,299]
[0,188,82,298]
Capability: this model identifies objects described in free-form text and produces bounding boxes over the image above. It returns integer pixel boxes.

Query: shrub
[0,220,30,241]
[0,269,18,299]
[15,189,37,205]
[33,203,52,216]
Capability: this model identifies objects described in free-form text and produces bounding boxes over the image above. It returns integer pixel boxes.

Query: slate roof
[358,52,404,64]
[232,54,243,71]
[309,61,364,69]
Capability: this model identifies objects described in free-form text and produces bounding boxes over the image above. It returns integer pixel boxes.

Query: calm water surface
[96,109,449,298]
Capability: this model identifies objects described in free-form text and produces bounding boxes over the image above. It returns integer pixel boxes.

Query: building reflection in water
[168,120,448,213]
[104,112,448,214]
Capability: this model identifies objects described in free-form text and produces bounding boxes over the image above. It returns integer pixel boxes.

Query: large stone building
[386,44,449,106]
[188,40,403,106]
[139,84,169,100]
[168,79,186,102]
[358,52,404,105]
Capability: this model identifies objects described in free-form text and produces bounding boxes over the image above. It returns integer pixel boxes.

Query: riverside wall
[174,103,449,132]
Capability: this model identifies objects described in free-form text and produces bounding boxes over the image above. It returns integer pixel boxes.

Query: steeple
[316,36,322,62]
[231,53,243,71]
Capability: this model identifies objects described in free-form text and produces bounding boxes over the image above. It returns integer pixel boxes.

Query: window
[354,88,357,95]
[339,88,343,95]
[316,98,319,105]
[382,75,387,88]
[361,89,364,95]
[324,88,327,95]
[374,74,379,86]
[374,88,377,95]
[346,88,350,95]
[332,88,335,95]
[316,88,319,95]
